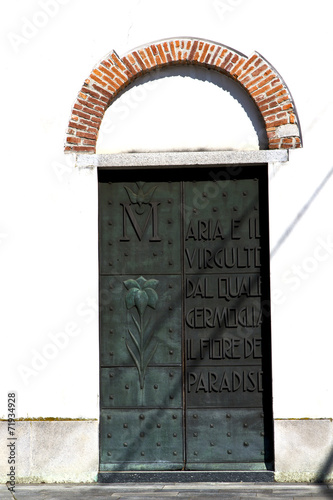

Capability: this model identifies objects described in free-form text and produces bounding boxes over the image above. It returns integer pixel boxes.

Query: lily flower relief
[124,276,159,315]
[123,276,159,389]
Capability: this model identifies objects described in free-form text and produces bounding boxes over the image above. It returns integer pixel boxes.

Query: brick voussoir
[64,37,302,153]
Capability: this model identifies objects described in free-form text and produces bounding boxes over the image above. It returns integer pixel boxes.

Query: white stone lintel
[76,150,288,169]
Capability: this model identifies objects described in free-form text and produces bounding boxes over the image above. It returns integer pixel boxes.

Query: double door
[99,166,273,472]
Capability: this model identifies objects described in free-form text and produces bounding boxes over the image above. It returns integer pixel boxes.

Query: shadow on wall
[315,446,333,496]
[271,166,333,259]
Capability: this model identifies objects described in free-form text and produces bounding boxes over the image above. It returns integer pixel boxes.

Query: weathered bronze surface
[100,409,183,471]
[99,167,273,472]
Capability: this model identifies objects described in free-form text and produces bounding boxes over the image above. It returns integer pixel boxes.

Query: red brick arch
[65,37,302,153]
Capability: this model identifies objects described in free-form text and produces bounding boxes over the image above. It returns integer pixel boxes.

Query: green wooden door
[99,167,273,472]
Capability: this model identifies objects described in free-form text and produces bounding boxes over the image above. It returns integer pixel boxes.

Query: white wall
[2,0,333,424]
[97,66,264,153]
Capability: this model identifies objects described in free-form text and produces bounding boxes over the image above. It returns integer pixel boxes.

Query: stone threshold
[98,470,274,483]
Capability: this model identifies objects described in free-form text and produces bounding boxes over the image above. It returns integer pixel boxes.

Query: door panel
[99,176,181,275]
[100,275,182,367]
[99,171,183,471]
[183,172,269,469]
[99,167,273,472]
[100,367,182,408]
[185,409,266,470]
[100,409,183,471]
[183,178,261,275]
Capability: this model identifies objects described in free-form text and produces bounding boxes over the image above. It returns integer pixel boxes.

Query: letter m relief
[120,202,161,242]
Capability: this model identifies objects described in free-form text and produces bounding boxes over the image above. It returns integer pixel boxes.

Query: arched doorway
[65,37,302,481]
